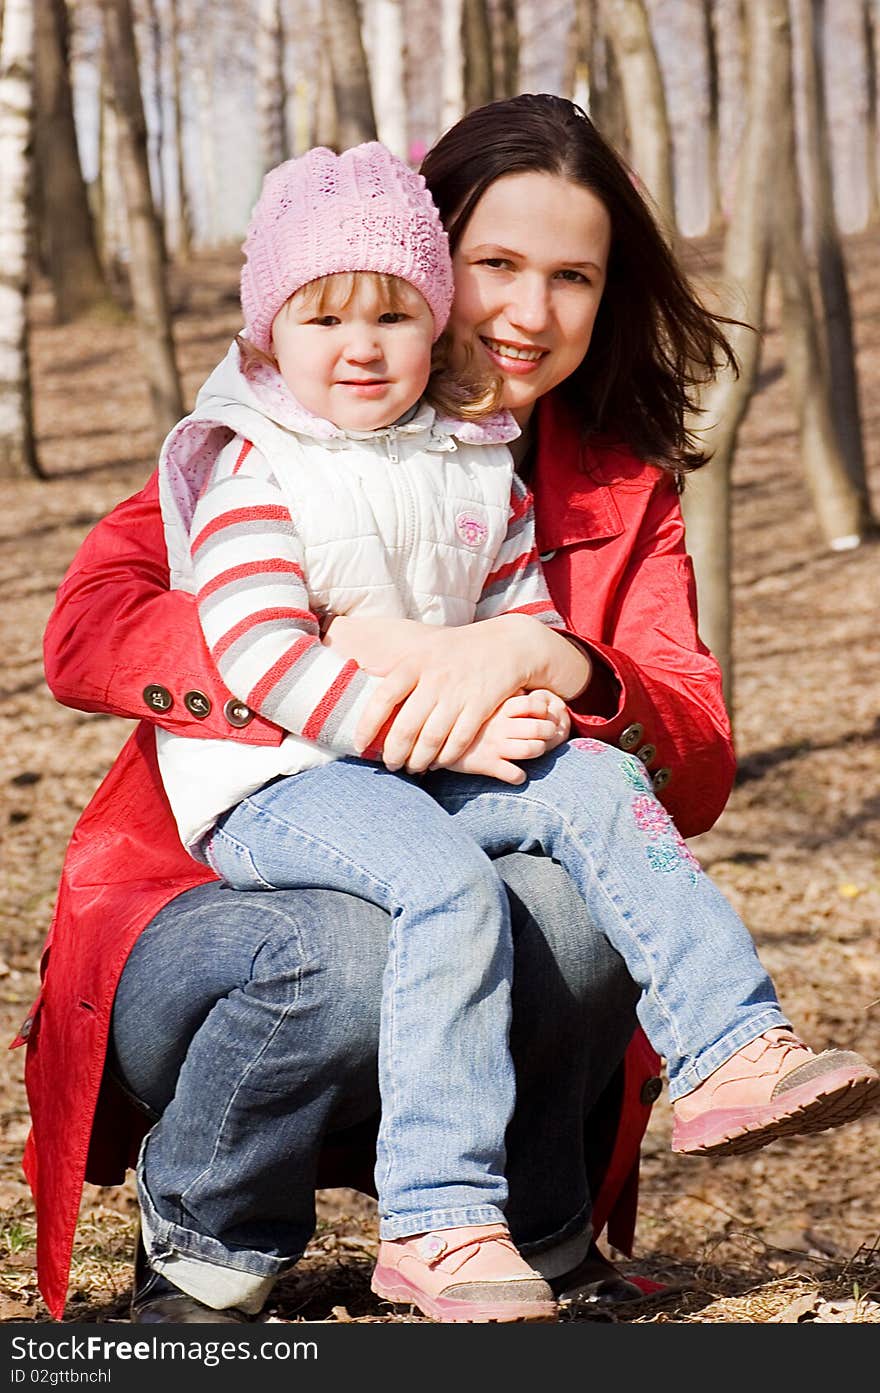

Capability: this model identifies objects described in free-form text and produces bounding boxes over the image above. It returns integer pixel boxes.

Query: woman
[19,95,736,1322]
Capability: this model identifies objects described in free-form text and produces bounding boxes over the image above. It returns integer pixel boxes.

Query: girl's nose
[343,328,383,364]
[507,275,550,335]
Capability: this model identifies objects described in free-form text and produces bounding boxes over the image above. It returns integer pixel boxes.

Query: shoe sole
[672,1067,880,1157]
[371,1270,558,1323]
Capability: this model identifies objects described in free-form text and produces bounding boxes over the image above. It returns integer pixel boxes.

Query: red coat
[15,392,735,1318]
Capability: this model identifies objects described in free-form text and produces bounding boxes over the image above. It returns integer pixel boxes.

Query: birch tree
[34,0,112,322]
[601,0,676,233]
[441,0,465,133]
[0,0,39,479]
[772,12,868,551]
[462,0,494,111]
[681,0,782,711]
[794,0,874,532]
[168,0,192,256]
[322,0,377,147]
[367,0,407,157]
[257,0,288,172]
[101,0,183,439]
[493,0,519,99]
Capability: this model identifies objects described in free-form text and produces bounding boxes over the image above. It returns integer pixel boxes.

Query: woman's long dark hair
[421,93,739,479]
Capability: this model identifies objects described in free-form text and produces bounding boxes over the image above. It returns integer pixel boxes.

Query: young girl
[155,143,878,1323]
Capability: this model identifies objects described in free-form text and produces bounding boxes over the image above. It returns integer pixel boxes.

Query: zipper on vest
[385,431,416,592]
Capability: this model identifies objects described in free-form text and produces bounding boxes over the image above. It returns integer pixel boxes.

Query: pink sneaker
[371,1224,558,1323]
[672,1028,880,1157]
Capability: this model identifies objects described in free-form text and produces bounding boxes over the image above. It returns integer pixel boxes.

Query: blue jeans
[111,857,640,1304]
[204,743,785,1236]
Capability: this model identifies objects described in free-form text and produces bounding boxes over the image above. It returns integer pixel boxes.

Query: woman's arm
[43,472,283,746]
[552,475,736,838]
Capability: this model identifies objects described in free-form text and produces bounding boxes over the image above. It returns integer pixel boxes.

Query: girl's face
[448,171,611,426]
[271,276,435,431]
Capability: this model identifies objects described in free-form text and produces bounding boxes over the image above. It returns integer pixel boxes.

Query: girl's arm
[186,448,386,757]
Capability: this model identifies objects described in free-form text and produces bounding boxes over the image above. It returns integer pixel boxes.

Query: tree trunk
[33,0,112,322]
[321,0,377,148]
[143,0,165,218]
[0,0,40,478]
[772,11,868,550]
[601,0,676,234]
[313,33,339,149]
[368,0,407,157]
[712,0,747,219]
[793,0,874,531]
[702,0,722,230]
[168,0,192,257]
[462,0,494,112]
[589,4,628,152]
[681,0,785,715]
[441,0,465,133]
[101,0,183,441]
[562,0,592,103]
[257,0,288,173]
[191,21,218,244]
[867,0,880,223]
[494,0,519,99]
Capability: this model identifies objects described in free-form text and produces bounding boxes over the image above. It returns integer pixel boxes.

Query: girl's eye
[309,315,341,327]
[378,312,408,324]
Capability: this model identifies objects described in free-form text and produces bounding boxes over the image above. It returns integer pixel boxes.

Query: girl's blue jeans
[203,740,786,1239]
[112,850,640,1306]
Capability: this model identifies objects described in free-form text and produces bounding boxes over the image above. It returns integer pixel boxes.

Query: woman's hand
[436,691,571,784]
[322,614,430,674]
[352,614,589,773]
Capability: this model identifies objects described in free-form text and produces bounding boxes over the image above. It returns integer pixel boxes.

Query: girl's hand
[354,615,546,772]
[437,691,571,784]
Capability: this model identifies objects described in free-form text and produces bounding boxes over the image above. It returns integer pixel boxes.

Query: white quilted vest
[159,342,521,630]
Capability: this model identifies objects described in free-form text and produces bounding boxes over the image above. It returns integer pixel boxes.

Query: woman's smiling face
[447,171,612,426]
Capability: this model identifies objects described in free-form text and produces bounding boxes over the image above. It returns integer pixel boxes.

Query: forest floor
[1,232,879,1326]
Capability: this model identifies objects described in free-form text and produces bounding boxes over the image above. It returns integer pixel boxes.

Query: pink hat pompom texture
[240,143,455,351]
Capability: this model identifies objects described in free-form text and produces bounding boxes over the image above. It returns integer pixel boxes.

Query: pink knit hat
[240,143,454,351]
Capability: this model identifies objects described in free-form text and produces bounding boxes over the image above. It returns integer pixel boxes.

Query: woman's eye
[378,312,408,324]
[479,258,511,270]
[555,269,590,284]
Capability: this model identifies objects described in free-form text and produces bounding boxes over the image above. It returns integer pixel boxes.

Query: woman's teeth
[483,338,544,361]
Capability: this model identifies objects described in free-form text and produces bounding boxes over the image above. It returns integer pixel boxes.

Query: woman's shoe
[672,1029,880,1157]
[371,1224,558,1323]
[550,1241,656,1306]
[130,1231,252,1324]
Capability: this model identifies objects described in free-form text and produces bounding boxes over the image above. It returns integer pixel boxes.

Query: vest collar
[195,341,520,450]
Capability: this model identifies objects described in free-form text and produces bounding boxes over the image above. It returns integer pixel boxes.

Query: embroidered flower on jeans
[620,754,653,790]
[631,794,673,837]
[570,737,607,754]
[632,793,701,884]
[646,844,681,874]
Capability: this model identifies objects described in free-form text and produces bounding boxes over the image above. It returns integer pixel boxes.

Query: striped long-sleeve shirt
[157,401,564,849]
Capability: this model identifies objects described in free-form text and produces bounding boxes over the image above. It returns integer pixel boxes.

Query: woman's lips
[479,336,548,376]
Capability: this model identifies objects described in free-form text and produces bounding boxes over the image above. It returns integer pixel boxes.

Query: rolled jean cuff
[137,1150,296,1310]
[379,1203,506,1240]
[515,1203,591,1268]
[667,1008,791,1101]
